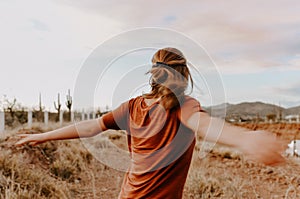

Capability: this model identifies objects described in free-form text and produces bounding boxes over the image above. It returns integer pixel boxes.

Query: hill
[285,105,300,115]
[204,101,299,119]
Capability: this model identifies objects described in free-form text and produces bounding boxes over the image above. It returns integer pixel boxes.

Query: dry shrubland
[0,123,112,198]
[184,122,300,199]
[0,122,300,198]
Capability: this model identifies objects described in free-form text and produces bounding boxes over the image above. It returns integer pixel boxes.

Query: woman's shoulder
[177,95,202,122]
[127,95,144,107]
[182,95,200,104]
[129,95,144,102]
[180,95,203,112]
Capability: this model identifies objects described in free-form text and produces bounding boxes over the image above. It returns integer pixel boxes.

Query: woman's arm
[15,117,108,146]
[185,112,286,165]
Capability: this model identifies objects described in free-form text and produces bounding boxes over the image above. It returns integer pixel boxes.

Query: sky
[0,0,300,111]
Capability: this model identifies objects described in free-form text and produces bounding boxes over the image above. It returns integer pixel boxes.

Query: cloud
[272,81,300,97]
[287,54,300,70]
[29,19,50,32]
[269,82,300,107]
[53,0,300,74]
[1,0,299,109]
[0,0,124,110]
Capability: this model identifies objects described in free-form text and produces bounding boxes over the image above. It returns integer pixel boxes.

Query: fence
[0,110,100,132]
[0,112,4,133]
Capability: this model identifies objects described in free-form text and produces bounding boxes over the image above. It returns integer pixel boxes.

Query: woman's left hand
[15,133,46,147]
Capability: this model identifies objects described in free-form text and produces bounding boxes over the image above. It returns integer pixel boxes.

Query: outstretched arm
[184,112,286,165]
[15,117,108,146]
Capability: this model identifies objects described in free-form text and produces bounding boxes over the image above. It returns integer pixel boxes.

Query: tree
[266,113,276,123]
[4,96,17,122]
[1,95,22,126]
[5,98,16,118]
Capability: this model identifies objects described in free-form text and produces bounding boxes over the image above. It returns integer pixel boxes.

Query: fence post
[87,112,90,120]
[71,112,74,122]
[28,110,32,128]
[92,112,96,119]
[0,112,5,133]
[59,111,63,126]
[81,111,85,121]
[44,111,48,127]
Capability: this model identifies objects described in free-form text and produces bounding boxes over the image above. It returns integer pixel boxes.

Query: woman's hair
[144,47,194,110]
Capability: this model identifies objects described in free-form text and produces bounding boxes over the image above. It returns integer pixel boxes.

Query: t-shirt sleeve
[177,96,204,125]
[102,101,129,130]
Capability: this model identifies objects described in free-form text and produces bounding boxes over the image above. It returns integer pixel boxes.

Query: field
[0,122,300,199]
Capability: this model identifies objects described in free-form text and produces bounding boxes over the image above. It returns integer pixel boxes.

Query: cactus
[54,93,61,122]
[95,108,102,118]
[38,93,45,122]
[66,89,72,121]
[39,93,44,112]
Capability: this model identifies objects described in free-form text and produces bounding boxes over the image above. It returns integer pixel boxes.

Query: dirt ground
[1,123,300,198]
[69,123,300,199]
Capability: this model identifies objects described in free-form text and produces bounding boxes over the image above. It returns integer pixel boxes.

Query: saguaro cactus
[54,93,61,122]
[39,93,43,112]
[66,89,72,122]
[38,93,45,122]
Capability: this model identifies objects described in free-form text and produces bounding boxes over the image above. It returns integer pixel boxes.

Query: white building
[285,115,300,123]
[286,140,300,157]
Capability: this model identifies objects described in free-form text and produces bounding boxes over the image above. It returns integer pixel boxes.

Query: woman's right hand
[15,133,46,147]
[238,130,286,166]
[186,112,287,166]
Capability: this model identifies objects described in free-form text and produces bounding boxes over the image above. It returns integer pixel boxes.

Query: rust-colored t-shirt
[102,96,201,199]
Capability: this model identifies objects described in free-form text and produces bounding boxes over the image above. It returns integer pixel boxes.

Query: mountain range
[204,102,300,119]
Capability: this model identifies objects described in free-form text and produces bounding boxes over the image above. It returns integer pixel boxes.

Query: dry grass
[0,122,300,198]
[0,123,97,198]
[0,143,70,198]
[184,142,300,198]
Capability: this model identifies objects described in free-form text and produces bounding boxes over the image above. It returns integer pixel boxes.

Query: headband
[153,62,170,68]
[153,62,187,68]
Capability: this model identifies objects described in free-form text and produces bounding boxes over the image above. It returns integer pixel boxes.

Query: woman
[16,47,285,199]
